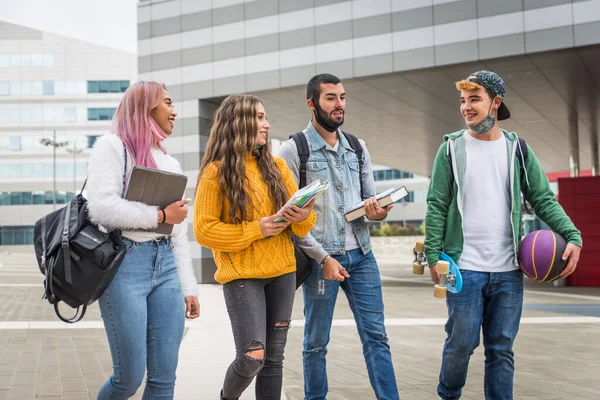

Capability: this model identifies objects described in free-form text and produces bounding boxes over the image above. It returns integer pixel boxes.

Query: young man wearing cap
[424,70,582,400]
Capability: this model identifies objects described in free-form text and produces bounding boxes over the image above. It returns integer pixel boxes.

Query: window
[87,135,100,148]
[21,192,32,205]
[44,191,54,204]
[0,81,9,95]
[33,192,44,205]
[42,80,54,95]
[88,108,98,120]
[55,191,66,204]
[99,108,110,120]
[0,226,35,245]
[109,81,120,93]
[87,81,98,93]
[87,80,130,93]
[88,108,116,121]
[8,136,21,151]
[0,192,8,205]
[9,192,21,205]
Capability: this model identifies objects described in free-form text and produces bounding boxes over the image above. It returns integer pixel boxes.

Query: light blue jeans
[438,269,524,400]
[302,249,399,400]
[97,238,185,400]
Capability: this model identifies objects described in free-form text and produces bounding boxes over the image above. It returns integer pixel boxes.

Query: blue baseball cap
[467,70,511,120]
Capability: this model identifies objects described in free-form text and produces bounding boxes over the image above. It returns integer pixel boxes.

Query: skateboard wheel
[415,241,424,253]
[434,284,447,298]
[413,263,424,275]
[436,261,450,275]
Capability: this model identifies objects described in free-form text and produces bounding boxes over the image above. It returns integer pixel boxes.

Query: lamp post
[40,130,69,209]
[65,144,84,192]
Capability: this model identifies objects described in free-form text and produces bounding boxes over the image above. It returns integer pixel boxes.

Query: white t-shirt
[332,140,361,251]
[459,132,517,272]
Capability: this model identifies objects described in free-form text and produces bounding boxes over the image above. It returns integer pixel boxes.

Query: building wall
[0,21,136,245]
[137,0,600,282]
[138,0,600,99]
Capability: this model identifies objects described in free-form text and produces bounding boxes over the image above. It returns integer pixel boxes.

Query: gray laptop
[125,166,188,235]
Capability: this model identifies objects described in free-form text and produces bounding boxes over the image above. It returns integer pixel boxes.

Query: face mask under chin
[470,114,496,134]
[469,102,496,135]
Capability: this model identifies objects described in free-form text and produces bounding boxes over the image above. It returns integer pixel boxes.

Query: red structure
[557,175,600,286]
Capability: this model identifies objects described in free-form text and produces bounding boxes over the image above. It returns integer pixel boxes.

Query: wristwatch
[320,254,331,268]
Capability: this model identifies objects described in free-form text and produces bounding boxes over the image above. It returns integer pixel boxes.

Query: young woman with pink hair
[86,81,200,400]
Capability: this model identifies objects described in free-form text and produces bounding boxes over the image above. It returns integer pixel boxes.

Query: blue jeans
[302,249,399,400]
[97,238,185,400]
[438,269,524,400]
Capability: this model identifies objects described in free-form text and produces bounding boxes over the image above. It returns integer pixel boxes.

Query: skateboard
[413,240,463,298]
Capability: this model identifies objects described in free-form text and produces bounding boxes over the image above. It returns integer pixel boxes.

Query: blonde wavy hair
[200,94,288,224]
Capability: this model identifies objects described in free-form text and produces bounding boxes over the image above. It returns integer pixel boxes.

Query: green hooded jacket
[424,129,582,268]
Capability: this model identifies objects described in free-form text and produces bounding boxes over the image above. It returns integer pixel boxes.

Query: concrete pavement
[1,238,600,399]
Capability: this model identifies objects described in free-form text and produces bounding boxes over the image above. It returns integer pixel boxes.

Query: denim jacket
[278,121,376,262]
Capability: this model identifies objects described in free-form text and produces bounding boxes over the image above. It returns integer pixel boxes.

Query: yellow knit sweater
[194,155,316,284]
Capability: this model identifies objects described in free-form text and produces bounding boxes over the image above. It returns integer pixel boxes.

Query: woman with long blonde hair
[194,94,316,400]
[86,81,200,399]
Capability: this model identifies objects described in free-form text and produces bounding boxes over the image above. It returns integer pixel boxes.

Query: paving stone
[36,380,62,397]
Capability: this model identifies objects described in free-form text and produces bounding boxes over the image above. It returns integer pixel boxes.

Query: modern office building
[0,19,136,245]
[138,0,600,282]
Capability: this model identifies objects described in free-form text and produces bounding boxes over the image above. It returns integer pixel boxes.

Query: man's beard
[313,99,344,132]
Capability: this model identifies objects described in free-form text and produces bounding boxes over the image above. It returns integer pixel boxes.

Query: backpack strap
[54,303,86,323]
[81,139,128,197]
[61,200,73,285]
[516,136,528,179]
[289,132,310,189]
[341,131,364,198]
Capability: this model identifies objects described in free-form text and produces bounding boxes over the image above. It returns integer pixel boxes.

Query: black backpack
[33,142,128,323]
[289,131,364,288]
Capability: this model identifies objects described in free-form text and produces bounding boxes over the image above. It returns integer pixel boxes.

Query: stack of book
[274,179,330,222]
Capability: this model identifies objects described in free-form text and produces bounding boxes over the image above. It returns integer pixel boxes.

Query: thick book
[125,166,188,235]
[274,179,330,223]
[344,186,408,222]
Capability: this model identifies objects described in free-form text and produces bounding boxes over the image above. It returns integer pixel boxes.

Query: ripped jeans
[222,272,295,400]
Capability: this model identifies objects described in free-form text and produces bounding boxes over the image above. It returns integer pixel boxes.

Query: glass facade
[87,108,116,121]
[87,80,130,93]
[0,191,76,206]
[0,226,35,245]
[373,169,414,181]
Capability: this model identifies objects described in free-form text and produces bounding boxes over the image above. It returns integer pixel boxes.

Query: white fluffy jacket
[86,134,198,298]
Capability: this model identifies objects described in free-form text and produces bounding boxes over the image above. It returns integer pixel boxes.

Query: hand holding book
[344,187,408,222]
[278,198,316,224]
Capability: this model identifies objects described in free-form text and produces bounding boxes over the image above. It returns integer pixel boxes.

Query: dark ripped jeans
[221,272,295,400]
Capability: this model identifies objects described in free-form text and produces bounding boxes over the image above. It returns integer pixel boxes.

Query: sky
[0,0,139,53]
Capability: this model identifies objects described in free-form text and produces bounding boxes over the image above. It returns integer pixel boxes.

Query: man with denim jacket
[278,73,400,400]
[425,70,582,400]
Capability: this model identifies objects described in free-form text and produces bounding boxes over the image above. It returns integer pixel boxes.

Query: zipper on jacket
[509,139,519,265]
[449,139,465,263]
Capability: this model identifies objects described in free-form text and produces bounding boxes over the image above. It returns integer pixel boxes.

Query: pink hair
[111,81,169,169]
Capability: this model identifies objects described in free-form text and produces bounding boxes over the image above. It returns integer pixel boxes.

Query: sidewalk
[2,241,600,399]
